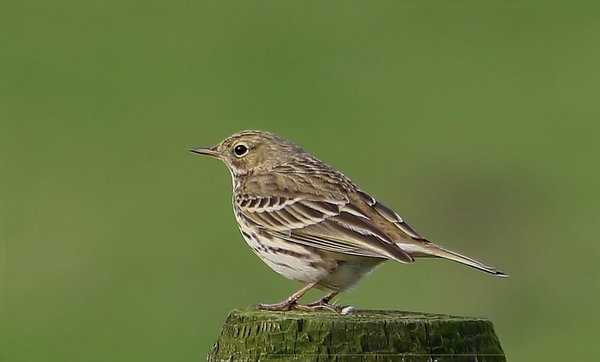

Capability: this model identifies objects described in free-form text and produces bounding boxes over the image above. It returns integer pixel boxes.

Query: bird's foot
[302,300,355,315]
[256,289,354,314]
[256,301,296,311]
[256,301,354,315]
[293,302,342,313]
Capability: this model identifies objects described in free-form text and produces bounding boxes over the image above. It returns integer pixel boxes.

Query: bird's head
[190,130,305,176]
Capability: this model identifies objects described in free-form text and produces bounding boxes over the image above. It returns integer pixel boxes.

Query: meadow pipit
[191,130,506,313]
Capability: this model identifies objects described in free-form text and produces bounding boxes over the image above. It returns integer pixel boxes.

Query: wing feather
[236,194,413,263]
[356,190,427,241]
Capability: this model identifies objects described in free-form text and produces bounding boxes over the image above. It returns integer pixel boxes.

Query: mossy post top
[208,308,506,362]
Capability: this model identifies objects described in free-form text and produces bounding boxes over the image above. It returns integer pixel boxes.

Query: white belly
[234,208,385,292]
[235,217,333,284]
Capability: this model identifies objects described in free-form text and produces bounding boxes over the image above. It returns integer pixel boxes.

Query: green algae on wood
[208,309,506,362]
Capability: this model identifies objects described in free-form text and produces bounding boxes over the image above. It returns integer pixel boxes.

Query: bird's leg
[257,282,318,311]
[296,291,350,313]
[307,291,339,306]
[299,292,354,314]
[258,284,353,314]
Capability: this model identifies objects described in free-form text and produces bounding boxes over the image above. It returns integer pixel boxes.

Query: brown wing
[236,193,414,263]
[353,190,428,242]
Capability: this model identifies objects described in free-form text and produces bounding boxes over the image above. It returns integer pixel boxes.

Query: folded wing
[236,193,414,263]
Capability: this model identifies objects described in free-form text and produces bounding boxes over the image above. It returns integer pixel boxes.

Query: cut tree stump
[208,309,506,362]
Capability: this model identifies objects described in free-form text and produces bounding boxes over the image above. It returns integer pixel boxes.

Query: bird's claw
[256,301,354,315]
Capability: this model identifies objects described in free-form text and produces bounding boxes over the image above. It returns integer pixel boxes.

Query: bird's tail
[397,242,508,277]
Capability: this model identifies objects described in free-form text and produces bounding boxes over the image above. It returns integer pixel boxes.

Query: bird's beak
[189,146,221,158]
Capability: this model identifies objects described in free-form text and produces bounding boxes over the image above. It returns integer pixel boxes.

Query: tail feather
[397,242,508,277]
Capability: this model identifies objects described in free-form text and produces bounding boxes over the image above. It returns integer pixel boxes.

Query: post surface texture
[208,309,506,362]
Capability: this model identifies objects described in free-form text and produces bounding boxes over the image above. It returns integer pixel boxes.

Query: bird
[190,130,507,313]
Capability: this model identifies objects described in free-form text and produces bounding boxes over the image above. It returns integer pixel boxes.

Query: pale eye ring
[233,144,249,157]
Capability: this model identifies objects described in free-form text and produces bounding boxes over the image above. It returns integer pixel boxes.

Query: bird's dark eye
[234,144,248,157]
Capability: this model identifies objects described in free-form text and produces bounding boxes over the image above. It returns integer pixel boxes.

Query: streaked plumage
[191,130,506,312]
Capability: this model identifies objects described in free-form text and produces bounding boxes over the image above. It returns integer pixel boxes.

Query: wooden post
[208,309,506,362]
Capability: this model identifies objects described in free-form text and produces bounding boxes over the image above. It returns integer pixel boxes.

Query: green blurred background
[2,1,599,361]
